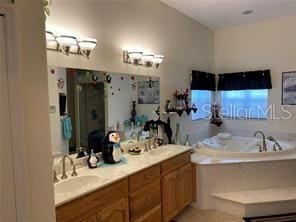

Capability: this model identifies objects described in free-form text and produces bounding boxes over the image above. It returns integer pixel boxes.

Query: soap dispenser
[87,149,98,168]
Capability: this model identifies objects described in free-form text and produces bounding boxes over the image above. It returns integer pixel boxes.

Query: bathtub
[195,136,296,158]
[191,134,296,210]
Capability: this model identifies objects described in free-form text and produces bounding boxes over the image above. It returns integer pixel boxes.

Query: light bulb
[78,38,97,50]
[142,54,154,63]
[128,50,143,61]
[56,35,77,56]
[78,38,97,58]
[153,55,164,64]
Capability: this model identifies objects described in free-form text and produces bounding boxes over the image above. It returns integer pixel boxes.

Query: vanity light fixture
[127,50,143,64]
[56,35,78,56]
[45,30,97,59]
[123,49,164,68]
[153,55,164,68]
[142,53,154,66]
[78,38,97,59]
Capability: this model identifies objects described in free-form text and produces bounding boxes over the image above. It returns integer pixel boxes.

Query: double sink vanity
[48,66,195,222]
[54,145,195,222]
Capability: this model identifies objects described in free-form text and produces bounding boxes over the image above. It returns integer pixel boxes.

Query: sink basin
[148,148,172,156]
[55,175,101,194]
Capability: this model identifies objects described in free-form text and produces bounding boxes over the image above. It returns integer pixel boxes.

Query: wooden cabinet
[178,163,193,209]
[97,198,129,222]
[56,150,195,222]
[161,152,194,222]
[56,178,128,222]
[130,181,161,220]
[162,171,179,221]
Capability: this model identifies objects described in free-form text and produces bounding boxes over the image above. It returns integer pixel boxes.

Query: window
[191,90,212,121]
[221,89,268,119]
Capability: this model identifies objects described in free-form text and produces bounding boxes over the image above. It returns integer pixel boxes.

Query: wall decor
[57,77,65,89]
[138,80,160,104]
[282,71,296,105]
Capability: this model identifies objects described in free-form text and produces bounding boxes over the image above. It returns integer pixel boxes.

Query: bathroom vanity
[55,147,195,222]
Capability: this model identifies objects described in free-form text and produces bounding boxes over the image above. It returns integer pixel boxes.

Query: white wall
[214,14,296,135]
[46,0,214,144]
[48,66,69,155]
[15,1,56,221]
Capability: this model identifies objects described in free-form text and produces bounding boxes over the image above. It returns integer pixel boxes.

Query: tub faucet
[254,131,267,152]
[60,155,73,179]
[267,136,283,151]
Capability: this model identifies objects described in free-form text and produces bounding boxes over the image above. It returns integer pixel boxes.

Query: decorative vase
[184,134,191,146]
[175,123,180,145]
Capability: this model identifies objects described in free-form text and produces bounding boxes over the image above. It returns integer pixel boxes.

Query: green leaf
[45,7,50,16]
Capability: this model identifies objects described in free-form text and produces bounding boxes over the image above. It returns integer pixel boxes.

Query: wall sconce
[123,49,164,68]
[45,31,97,59]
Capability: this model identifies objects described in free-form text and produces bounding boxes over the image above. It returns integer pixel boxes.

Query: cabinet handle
[145,196,151,201]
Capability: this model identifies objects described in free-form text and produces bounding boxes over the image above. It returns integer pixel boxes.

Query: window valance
[217,70,272,91]
[191,70,216,91]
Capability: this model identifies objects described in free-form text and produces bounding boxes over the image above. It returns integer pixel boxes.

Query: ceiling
[161,0,296,30]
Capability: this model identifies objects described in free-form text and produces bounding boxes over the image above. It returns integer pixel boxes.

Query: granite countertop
[54,145,191,207]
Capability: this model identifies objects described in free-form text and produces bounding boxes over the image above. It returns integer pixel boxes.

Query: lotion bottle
[88,149,98,168]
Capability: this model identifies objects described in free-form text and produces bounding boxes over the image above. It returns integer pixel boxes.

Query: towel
[62,116,72,140]
[98,156,128,167]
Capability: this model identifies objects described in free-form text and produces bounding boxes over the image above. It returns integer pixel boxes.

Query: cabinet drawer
[161,151,190,175]
[56,178,128,222]
[129,164,160,192]
[133,204,162,222]
[80,214,97,222]
[130,181,161,220]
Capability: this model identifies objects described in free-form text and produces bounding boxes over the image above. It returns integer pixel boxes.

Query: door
[97,198,129,222]
[0,14,17,222]
[178,163,193,210]
[162,170,179,222]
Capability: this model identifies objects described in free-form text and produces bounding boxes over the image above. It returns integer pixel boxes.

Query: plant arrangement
[44,0,52,20]
[164,88,197,116]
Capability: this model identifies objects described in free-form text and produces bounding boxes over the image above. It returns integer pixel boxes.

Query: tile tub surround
[53,145,191,206]
[191,159,296,210]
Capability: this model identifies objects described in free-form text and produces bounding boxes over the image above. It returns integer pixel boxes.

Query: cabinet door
[178,163,193,210]
[161,170,179,222]
[97,198,129,222]
[80,215,97,222]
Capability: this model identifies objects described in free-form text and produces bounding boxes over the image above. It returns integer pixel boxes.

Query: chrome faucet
[60,155,73,179]
[144,138,151,152]
[254,131,267,152]
[267,136,283,151]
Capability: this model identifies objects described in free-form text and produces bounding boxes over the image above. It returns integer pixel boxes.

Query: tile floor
[175,207,243,222]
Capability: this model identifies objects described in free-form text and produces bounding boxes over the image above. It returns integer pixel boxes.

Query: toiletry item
[87,149,98,168]
[175,123,181,145]
[76,147,86,158]
[184,134,191,146]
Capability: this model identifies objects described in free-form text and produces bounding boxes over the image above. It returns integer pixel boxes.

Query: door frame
[0,3,31,222]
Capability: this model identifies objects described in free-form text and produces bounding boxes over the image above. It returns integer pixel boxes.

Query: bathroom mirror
[48,66,160,157]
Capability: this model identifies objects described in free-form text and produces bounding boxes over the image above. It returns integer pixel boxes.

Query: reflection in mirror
[48,66,160,157]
